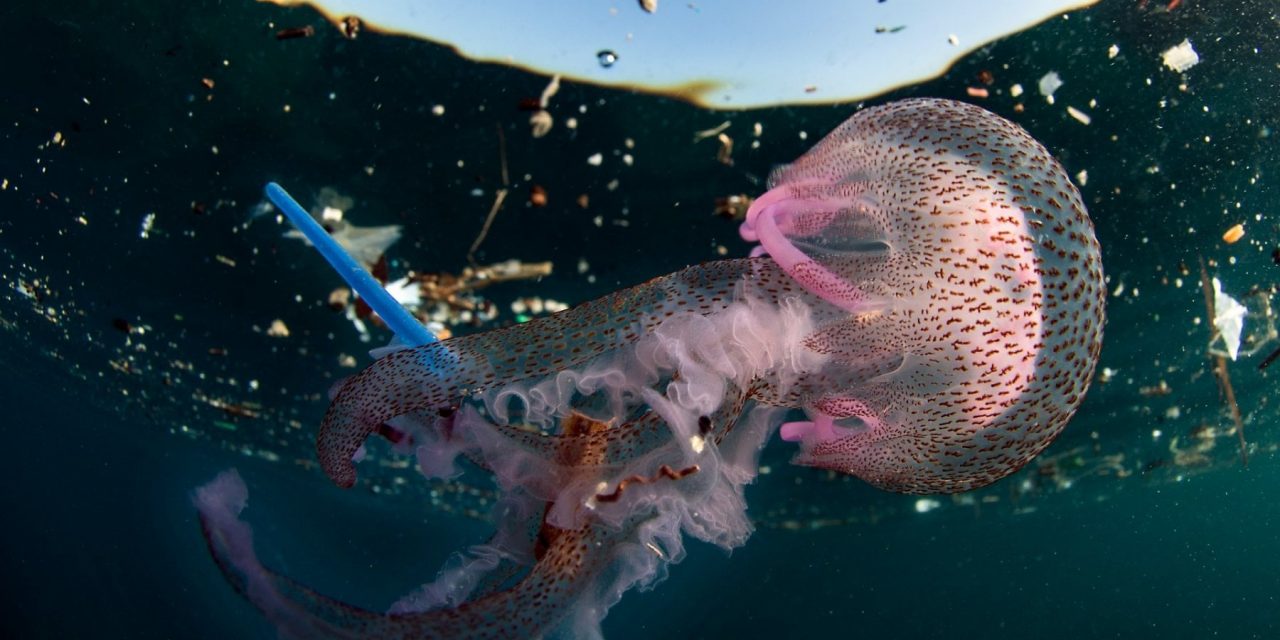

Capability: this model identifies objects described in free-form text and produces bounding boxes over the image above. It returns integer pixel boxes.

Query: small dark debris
[275,25,315,41]
[1260,345,1280,371]
[371,255,389,282]
[714,194,753,221]
[111,317,132,334]
[340,16,361,39]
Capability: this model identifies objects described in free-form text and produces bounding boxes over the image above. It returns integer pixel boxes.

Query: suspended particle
[529,110,553,138]
[529,184,548,207]
[1066,105,1092,125]
[597,50,618,68]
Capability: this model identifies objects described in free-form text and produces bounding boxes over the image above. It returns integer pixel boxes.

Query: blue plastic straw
[265,182,438,347]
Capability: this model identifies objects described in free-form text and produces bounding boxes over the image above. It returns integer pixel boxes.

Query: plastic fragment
[1038,71,1063,103]
[1162,39,1199,73]
[1212,278,1246,361]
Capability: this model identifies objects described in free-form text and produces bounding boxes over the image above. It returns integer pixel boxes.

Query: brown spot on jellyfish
[196,98,1104,638]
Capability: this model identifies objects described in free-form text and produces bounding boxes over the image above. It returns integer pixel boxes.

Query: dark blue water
[3,0,1279,637]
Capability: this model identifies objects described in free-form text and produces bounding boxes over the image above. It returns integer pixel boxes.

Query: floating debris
[285,220,401,267]
[1161,39,1199,73]
[1212,278,1246,361]
[139,212,156,239]
[1260,345,1280,371]
[714,194,753,221]
[1038,71,1063,103]
[1138,380,1172,397]
[195,392,263,420]
[529,184,548,207]
[529,110,553,138]
[1066,105,1091,125]
[693,121,731,142]
[715,132,734,166]
[339,15,361,39]
[415,260,554,327]
[275,25,316,40]
[328,287,351,311]
[281,190,402,267]
[1221,223,1245,244]
[267,319,290,338]
[914,498,941,514]
[527,74,560,138]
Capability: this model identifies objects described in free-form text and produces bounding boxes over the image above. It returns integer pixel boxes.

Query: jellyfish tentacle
[197,469,638,639]
[319,260,761,488]
[743,182,887,313]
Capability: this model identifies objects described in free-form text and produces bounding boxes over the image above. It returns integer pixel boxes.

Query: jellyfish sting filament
[195,98,1104,639]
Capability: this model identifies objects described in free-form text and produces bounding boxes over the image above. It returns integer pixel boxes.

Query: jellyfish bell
[261,0,1100,109]
[742,99,1105,493]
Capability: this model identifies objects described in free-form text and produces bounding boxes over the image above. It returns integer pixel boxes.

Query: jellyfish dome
[741,98,1105,493]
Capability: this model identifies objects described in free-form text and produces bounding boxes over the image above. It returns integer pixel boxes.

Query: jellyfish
[196,98,1104,638]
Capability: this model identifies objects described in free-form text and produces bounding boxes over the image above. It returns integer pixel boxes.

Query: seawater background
[2,0,1279,637]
